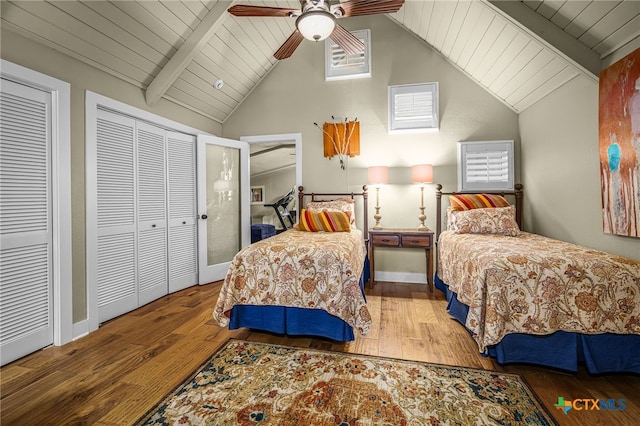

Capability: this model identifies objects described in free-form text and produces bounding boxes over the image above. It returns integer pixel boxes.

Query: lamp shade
[368,166,388,185]
[412,164,433,184]
[296,11,336,41]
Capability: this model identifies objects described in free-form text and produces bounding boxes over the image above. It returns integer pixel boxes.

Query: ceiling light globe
[296,11,336,42]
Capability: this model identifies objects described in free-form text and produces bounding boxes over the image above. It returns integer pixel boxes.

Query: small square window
[325,29,371,81]
[388,82,439,133]
[457,140,514,191]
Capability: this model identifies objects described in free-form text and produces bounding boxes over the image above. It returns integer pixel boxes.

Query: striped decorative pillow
[298,209,351,232]
[449,193,510,211]
[306,198,356,224]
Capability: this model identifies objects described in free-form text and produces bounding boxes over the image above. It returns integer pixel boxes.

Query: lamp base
[373,205,382,229]
[417,206,426,230]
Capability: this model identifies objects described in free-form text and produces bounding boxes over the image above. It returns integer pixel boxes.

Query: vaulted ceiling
[2,1,638,123]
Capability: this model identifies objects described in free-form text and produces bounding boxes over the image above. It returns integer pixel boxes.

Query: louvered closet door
[0,79,53,365]
[137,122,168,305]
[95,110,138,323]
[167,131,197,292]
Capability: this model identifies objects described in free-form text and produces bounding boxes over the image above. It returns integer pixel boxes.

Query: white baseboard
[373,271,428,285]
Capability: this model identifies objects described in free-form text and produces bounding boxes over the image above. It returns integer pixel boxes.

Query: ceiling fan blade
[228,5,299,17]
[274,30,305,60]
[329,24,365,56]
[335,0,405,18]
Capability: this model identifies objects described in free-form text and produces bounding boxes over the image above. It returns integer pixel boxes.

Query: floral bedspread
[438,230,640,351]
[213,228,371,336]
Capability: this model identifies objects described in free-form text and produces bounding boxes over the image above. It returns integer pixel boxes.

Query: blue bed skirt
[435,273,640,374]
[227,257,370,342]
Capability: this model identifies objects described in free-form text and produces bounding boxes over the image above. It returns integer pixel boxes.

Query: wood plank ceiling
[1,1,638,123]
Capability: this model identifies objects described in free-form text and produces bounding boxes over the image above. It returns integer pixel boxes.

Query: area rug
[136,339,557,425]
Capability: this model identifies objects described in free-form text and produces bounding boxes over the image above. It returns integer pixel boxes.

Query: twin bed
[435,184,640,374]
[214,186,371,342]
[213,183,640,374]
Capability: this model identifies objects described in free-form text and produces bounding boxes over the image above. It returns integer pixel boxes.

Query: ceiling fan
[228,0,405,60]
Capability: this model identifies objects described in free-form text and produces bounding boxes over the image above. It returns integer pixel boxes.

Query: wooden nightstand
[368,228,434,292]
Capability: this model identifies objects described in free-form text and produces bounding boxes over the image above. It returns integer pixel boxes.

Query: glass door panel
[197,135,249,284]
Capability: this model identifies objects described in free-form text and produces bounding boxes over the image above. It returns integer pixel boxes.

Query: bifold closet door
[167,132,197,292]
[95,110,138,323]
[0,79,53,366]
[137,122,168,306]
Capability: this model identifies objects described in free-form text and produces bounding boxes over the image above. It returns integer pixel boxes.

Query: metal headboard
[297,185,369,241]
[435,183,524,242]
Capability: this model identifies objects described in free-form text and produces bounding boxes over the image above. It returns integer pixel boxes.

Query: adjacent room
[1,1,639,425]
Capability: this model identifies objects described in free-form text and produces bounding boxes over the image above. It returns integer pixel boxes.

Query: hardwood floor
[1,281,639,425]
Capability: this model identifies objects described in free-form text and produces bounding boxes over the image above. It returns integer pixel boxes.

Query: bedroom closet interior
[88,109,198,324]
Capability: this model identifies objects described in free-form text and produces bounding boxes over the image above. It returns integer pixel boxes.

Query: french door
[197,135,250,284]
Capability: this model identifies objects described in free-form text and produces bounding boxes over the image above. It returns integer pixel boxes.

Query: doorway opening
[241,133,302,233]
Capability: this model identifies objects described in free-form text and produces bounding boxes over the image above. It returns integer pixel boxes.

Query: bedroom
[1,1,639,424]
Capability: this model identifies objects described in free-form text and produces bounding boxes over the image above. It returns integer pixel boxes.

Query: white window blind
[325,29,370,81]
[389,83,439,133]
[457,141,514,191]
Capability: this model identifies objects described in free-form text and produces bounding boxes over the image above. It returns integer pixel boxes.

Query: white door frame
[0,59,72,347]
[85,92,209,334]
[240,133,302,189]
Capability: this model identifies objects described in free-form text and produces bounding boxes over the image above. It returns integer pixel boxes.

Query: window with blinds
[457,140,514,191]
[325,29,370,81]
[388,82,439,133]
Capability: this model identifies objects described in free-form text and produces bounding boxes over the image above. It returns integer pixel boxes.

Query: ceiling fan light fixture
[296,10,336,42]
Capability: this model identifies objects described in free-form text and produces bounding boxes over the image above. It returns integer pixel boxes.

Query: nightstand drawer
[371,234,400,247]
[369,227,434,292]
[401,234,432,248]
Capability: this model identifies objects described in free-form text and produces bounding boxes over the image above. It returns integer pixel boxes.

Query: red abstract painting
[599,48,640,238]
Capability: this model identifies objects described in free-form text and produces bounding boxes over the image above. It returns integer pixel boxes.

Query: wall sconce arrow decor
[314,116,360,170]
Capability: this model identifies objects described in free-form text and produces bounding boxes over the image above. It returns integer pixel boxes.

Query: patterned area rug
[136,339,557,425]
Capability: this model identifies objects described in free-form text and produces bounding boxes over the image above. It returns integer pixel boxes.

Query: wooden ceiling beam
[487,0,601,77]
[145,1,235,106]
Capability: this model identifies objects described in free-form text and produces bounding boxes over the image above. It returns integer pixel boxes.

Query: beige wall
[520,74,639,259]
[1,29,222,322]
[223,16,520,280]
[6,10,634,327]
